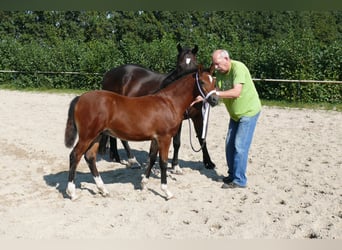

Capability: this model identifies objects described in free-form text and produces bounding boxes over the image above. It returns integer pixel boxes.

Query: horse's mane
[151,68,198,94]
[152,65,211,94]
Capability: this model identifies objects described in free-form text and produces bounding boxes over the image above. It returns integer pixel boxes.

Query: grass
[1,85,341,112]
[0,84,86,95]
[261,100,342,112]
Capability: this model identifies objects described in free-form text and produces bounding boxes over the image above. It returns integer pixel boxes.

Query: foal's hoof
[66,190,79,201]
[66,182,79,201]
[165,193,175,200]
[98,187,110,197]
[161,184,174,200]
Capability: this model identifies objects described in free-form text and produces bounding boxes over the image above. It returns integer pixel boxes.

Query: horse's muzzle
[207,95,219,107]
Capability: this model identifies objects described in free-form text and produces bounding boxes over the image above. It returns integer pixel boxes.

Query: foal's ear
[209,63,215,75]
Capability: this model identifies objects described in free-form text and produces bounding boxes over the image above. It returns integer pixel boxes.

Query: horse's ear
[209,63,215,75]
[192,45,199,54]
[177,43,182,52]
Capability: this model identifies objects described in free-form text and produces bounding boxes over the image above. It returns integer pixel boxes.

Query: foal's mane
[156,65,213,93]
[151,68,198,94]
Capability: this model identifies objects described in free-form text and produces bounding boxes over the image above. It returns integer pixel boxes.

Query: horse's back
[102,64,165,96]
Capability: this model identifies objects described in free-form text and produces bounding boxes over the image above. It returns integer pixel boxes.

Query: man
[212,49,261,188]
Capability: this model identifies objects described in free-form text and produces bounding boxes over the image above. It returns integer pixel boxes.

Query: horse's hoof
[161,184,174,200]
[204,162,216,169]
[66,182,79,200]
[70,194,80,201]
[130,163,141,169]
[66,190,79,201]
[141,174,149,190]
[170,165,183,175]
[166,193,175,200]
[98,187,110,197]
[122,157,141,169]
[101,192,111,198]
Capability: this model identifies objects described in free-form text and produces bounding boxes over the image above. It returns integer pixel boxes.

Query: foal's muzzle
[207,94,219,107]
[204,90,219,107]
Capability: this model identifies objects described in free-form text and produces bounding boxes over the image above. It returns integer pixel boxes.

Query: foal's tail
[64,96,80,148]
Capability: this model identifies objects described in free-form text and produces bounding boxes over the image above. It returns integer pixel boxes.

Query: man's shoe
[222,176,233,184]
[221,182,246,189]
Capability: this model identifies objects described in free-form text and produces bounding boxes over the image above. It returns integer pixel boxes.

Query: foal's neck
[159,73,197,113]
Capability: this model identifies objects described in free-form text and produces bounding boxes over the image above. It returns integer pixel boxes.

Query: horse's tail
[64,96,80,148]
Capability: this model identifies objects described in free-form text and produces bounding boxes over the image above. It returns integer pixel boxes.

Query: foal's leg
[84,141,109,197]
[121,140,141,169]
[170,124,183,174]
[67,142,89,200]
[159,137,174,200]
[141,139,158,190]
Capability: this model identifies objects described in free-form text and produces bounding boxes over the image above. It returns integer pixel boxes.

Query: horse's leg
[84,140,110,197]
[109,136,121,162]
[158,137,174,200]
[170,124,183,174]
[67,142,89,200]
[121,140,141,169]
[141,139,158,190]
[98,134,108,155]
[191,113,216,169]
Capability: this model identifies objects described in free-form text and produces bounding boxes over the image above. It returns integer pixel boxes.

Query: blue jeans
[225,112,260,187]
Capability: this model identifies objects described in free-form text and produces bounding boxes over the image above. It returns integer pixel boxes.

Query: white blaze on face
[186,58,191,64]
[208,75,213,83]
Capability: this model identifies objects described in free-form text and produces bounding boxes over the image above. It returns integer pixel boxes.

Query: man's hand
[190,95,204,107]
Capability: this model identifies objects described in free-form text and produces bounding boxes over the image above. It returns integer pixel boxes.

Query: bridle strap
[188,73,216,152]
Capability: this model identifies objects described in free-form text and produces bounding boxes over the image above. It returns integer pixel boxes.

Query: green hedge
[0,36,341,103]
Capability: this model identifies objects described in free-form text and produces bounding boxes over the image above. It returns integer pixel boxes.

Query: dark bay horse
[99,44,216,172]
[64,65,218,200]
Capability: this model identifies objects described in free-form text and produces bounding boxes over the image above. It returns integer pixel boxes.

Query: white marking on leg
[170,164,183,175]
[93,176,109,196]
[66,182,77,200]
[141,174,149,190]
[128,157,141,169]
[161,184,174,200]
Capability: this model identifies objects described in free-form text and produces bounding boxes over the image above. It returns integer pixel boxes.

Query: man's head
[212,49,231,74]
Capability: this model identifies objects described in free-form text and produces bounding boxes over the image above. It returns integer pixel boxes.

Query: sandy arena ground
[0,89,341,239]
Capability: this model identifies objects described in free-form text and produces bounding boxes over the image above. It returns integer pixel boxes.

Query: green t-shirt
[216,60,261,121]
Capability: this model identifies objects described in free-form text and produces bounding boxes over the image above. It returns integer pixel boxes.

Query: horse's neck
[162,67,196,88]
[158,74,196,113]
[162,70,177,86]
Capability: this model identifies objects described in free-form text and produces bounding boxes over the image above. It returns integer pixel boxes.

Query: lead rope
[188,74,216,152]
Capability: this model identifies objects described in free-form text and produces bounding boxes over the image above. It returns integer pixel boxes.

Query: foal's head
[176,44,198,71]
[196,65,219,107]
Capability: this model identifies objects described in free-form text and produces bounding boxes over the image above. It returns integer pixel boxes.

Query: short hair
[212,49,230,60]
[220,50,230,58]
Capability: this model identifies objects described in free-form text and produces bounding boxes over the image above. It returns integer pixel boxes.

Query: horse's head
[176,44,198,71]
[196,65,219,107]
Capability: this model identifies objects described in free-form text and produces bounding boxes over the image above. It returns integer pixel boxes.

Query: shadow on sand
[44,148,223,199]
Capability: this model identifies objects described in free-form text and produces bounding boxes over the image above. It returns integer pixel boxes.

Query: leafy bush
[0,11,341,103]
